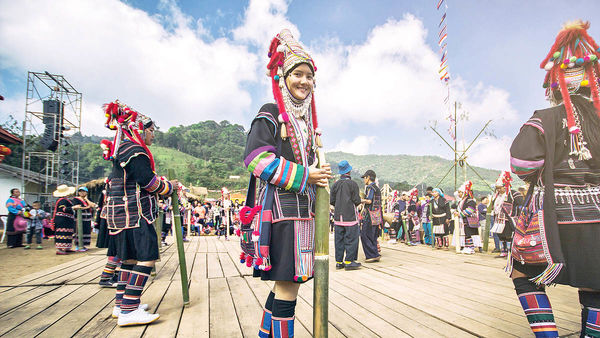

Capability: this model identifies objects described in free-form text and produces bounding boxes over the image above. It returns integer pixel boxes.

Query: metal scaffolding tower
[21,71,82,204]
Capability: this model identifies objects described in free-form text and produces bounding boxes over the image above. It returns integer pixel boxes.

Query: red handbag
[511,178,546,265]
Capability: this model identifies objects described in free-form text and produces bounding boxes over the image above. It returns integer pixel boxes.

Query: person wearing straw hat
[330,160,362,271]
[100,101,176,326]
[52,184,76,255]
[243,29,331,337]
[71,186,96,252]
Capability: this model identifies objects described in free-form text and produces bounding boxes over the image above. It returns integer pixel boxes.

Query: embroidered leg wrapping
[443,236,449,248]
[272,299,296,338]
[579,290,600,337]
[121,265,152,314]
[115,263,134,308]
[101,256,121,282]
[513,277,558,337]
[465,237,474,249]
[259,291,275,338]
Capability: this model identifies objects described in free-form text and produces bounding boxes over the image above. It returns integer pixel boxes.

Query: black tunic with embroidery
[106,140,172,261]
[510,96,600,288]
[243,103,317,283]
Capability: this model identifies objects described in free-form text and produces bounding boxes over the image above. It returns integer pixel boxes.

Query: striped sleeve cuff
[510,156,544,178]
[143,175,173,195]
[245,149,308,193]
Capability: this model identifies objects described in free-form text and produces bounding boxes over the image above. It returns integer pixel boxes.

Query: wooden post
[168,169,190,306]
[156,210,164,250]
[313,149,329,338]
[402,218,409,245]
[152,209,163,277]
[76,209,83,249]
[482,201,493,252]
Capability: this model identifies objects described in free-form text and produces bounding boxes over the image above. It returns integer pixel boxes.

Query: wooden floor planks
[0,235,583,337]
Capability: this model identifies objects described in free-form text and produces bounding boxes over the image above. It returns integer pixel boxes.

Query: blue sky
[2,0,600,170]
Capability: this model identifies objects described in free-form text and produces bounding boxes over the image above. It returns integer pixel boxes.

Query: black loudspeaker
[40,100,63,151]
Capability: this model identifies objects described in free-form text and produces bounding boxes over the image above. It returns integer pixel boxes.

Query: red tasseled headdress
[540,20,600,134]
[266,30,318,131]
[101,100,155,171]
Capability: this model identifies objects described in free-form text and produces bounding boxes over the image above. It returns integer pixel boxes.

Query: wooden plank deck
[0,235,582,337]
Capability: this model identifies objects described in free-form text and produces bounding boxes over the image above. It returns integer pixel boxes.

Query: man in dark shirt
[330,161,362,270]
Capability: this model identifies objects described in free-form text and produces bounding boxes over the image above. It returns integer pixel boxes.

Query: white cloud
[331,135,376,155]
[312,15,517,130]
[466,135,512,171]
[232,0,299,49]
[0,0,259,135]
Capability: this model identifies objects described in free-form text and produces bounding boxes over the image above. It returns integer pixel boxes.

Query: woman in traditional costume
[243,29,331,338]
[490,171,522,257]
[431,188,450,249]
[71,186,96,251]
[94,182,120,287]
[456,181,479,255]
[101,101,175,326]
[52,184,76,254]
[5,188,27,248]
[509,20,600,337]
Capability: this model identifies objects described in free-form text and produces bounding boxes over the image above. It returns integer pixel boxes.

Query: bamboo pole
[152,209,164,277]
[168,169,190,306]
[313,148,329,338]
[76,209,83,249]
[482,201,493,252]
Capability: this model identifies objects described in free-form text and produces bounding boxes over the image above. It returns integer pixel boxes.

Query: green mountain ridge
[325,151,520,194]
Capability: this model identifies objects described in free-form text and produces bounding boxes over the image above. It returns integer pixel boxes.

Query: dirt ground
[0,232,103,285]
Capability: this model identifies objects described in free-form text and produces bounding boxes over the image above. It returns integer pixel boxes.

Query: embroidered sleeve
[459,200,476,217]
[510,115,546,182]
[244,108,309,193]
[128,155,173,196]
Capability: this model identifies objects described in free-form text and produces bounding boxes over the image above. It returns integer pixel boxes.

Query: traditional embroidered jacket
[72,197,93,222]
[430,197,450,226]
[510,96,600,282]
[243,103,316,267]
[106,140,173,233]
[458,198,478,227]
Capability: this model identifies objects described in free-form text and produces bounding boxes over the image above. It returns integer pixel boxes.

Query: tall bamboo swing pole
[313,148,329,338]
[167,169,190,306]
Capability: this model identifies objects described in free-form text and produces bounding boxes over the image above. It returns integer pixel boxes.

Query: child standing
[25,201,49,250]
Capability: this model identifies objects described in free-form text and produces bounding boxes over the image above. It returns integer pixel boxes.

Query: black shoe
[336,263,345,269]
[344,261,362,270]
[492,248,500,253]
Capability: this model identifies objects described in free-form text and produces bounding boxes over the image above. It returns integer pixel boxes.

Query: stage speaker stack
[41,100,63,151]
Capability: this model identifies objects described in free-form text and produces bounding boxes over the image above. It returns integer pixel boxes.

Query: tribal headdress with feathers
[100,100,156,171]
[541,20,600,139]
[266,29,322,148]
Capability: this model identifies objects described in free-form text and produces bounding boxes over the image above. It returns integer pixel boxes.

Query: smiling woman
[242,29,331,338]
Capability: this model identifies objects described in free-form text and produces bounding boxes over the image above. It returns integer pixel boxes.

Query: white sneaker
[117,307,159,326]
[112,304,149,318]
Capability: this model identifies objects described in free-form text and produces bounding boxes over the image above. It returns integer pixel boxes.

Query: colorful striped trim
[272,316,294,338]
[585,307,600,337]
[523,118,544,134]
[259,309,272,338]
[246,150,308,194]
[518,292,558,337]
[142,175,173,195]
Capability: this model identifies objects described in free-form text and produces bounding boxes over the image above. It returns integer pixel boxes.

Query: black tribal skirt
[96,218,109,248]
[253,219,315,283]
[513,223,600,290]
[107,219,159,262]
